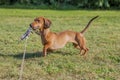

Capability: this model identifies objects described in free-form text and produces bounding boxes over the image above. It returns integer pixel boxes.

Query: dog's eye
[37,20,40,22]
[35,19,40,23]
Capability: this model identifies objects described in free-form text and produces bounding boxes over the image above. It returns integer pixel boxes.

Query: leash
[18,27,32,80]
[19,38,28,80]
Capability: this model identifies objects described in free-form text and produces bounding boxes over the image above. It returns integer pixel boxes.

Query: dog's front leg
[43,43,51,57]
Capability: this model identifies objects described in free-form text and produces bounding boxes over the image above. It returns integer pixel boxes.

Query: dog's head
[30,17,52,31]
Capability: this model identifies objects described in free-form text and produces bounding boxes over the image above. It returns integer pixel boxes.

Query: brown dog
[30,16,98,57]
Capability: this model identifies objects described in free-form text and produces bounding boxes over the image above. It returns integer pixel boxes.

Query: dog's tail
[81,16,99,34]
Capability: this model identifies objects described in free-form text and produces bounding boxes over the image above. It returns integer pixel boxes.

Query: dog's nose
[30,24,32,27]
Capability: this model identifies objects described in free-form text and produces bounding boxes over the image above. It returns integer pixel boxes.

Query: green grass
[0,8,120,80]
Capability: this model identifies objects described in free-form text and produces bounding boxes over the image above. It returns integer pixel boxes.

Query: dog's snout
[30,24,32,27]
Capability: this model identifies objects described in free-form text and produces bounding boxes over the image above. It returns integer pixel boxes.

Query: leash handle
[20,27,32,40]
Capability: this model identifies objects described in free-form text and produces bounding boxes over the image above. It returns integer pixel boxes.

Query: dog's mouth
[33,28,41,35]
[30,24,38,30]
[30,26,41,35]
[32,27,37,30]
[30,26,39,31]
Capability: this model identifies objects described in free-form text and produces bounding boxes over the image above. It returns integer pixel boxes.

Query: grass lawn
[0,8,120,80]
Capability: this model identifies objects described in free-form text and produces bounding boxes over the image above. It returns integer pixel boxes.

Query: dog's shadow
[0,50,73,59]
[0,52,43,59]
[14,52,43,59]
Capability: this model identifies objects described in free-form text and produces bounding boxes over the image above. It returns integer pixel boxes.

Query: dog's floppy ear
[44,18,52,28]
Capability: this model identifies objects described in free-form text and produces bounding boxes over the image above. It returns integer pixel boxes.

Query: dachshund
[30,16,98,57]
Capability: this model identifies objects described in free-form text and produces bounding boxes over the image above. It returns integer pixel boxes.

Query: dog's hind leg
[81,47,89,56]
[76,34,89,56]
[73,43,83,54]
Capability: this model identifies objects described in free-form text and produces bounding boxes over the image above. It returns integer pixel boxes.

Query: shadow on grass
[14,52,43,59]
[0,52,43,59]
[0,50,74,59]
